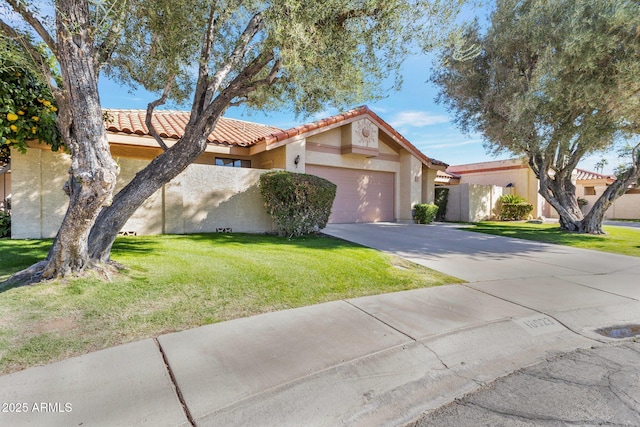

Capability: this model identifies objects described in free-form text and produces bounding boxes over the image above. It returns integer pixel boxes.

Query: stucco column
[422,167,437,204]
[399,151,422,221]
[285,139,305,173]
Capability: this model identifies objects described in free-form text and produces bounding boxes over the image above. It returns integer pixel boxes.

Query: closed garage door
[306,165,394,223]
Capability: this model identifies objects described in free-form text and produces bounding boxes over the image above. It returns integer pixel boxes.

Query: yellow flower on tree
[42,100,51,107]
[32,127,37,134]
[7,113,18,121]
[50,106,57,112]
[10,124,18,132]
[17,110,25,115]
[32,116,39,121]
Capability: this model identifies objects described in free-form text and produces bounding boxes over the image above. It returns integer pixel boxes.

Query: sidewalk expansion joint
[153,337,196,426]
[345,300,418,342]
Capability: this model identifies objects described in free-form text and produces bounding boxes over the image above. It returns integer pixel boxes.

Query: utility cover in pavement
[596,324,640,338]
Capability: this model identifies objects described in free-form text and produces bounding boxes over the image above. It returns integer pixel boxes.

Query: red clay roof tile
[104,106,447,167]
[575,168,616,182]
[104,109,282,147]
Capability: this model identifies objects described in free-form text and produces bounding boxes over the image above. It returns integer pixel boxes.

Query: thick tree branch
[5,0,57,56]
[208,12,264,98]
[145,75,175,151]
[191,7,218,119]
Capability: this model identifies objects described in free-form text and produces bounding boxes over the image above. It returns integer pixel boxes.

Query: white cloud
[390,111,450,128]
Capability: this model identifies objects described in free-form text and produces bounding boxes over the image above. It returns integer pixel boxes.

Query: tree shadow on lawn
[112,232,361,252]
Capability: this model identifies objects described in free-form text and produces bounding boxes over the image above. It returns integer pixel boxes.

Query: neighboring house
[443,158,640,220]
[447,158,544,214]
[576,169,640,220]
[10,106,447,238]
[0,162,9,212]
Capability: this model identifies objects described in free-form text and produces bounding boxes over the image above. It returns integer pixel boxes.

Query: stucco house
[442,158,640,221]
[10,106,447,239]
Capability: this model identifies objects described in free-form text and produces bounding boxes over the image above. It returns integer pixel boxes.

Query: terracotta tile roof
[575,168,616,182]
[437,170,460,179]
[103,106,446,168]
[104,109,282,147]
[258,106,448,168]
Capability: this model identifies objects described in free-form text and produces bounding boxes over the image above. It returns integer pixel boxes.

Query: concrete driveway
[324,222,640,282]
[604,220,640,229]
[324,222,640,343]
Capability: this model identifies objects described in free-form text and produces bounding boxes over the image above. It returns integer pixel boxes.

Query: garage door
[306,165,394,223]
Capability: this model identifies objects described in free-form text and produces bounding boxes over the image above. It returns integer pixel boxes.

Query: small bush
[497,194,533,220]
[498,194,527,204]
[260,171,337,237]
[0,210,10,238]
[434,187,449,221]
[413,204,439,224]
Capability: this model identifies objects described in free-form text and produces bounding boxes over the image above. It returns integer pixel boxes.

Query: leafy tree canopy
[0,37,60,165]
[432,0,640,233]
[102,0,464,116]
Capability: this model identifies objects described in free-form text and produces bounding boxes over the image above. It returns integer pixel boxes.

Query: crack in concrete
[461,400,630,426]
[153,338,196,426]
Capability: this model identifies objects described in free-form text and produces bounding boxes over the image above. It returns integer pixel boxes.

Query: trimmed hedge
[260,171,337,237]
[413,203,439,224]
[497,194,533,221]
[434,187,449,221]
[499,203,534,220]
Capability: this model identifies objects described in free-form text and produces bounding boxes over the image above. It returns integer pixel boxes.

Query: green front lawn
[0,233,459,374]
[467,221,640,257]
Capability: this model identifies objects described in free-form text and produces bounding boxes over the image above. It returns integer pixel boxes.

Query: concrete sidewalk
[1,223,639,426]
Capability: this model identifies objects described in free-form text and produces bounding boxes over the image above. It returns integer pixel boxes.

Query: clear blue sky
[97,10,616,175]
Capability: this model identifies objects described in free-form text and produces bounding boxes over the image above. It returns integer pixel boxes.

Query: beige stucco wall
[11,147,274,239]
[422,167,437,205]
[254,145,286,170]
[174,165,273,234]
[579,183,640,220]
[11,148,71,238]
[449,159,547,218]
[443,183,509,222]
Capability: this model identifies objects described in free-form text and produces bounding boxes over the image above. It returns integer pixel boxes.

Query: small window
[215,157,251,168]
[584,186,596,196]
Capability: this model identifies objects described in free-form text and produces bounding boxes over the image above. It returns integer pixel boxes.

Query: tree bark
[88,120,217,262]
[40,0,118,279]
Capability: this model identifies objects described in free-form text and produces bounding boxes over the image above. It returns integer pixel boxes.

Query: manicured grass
[467,221,640,257]
[0,233,459,374]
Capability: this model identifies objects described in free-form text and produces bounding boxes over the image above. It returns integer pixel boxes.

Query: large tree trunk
[39,0,118,279]
[537,165,587,232]
[88,121,217,262]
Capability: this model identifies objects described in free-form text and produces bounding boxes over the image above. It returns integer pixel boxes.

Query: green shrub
[497,194,533,220]
[0,210,10,238]
[434,187,449,221]
[498,194,527,204]
[413,203,439,224]
[260,171,337,237]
